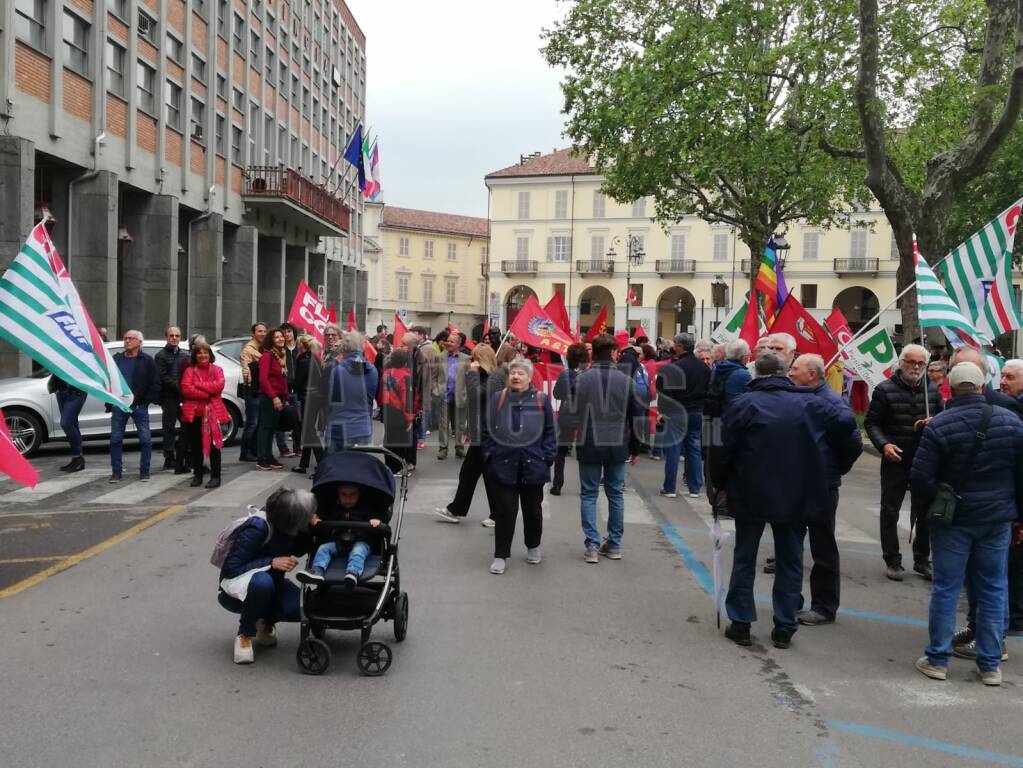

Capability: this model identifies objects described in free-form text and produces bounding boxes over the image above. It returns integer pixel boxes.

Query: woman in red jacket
[257,328,290,470]
[180,338,230,488]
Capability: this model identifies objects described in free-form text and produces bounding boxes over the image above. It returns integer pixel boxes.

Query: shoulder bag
[928,403,992,526]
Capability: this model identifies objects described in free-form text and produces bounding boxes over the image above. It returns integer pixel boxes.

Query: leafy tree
[542,0,864,281]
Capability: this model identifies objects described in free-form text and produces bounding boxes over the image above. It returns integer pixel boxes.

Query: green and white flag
[0,222,131,411]
[710,296,765,343]
[940,199,1023,340]
[915,241,990,345]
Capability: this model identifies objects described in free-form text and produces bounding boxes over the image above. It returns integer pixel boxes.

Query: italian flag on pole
[0,222,131,411]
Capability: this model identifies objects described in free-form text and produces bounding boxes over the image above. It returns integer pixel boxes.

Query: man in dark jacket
[109,330,160,483]
[998,359,1023,637]
[910,362,1023,687]
[703,339,752,515]
[572,334,644,563]
[154,325,186,472]
[864,343,943,581]
[715,352,861,650]
[789,354,863,625]
[656,332,710,498]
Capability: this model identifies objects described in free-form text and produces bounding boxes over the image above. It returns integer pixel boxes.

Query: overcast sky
[345,0,570,219]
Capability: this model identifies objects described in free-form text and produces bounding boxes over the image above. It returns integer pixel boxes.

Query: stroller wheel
[297,638,331,675]
[356,641,392,676]
[393,592,409,642]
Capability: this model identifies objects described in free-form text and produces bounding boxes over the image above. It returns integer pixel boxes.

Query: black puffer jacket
[864,370,943,456]
[656,352,710,417]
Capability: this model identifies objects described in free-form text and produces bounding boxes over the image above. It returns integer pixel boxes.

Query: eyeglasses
[903,360,926,368]
[325,332,339,338]
[123,336,139,342]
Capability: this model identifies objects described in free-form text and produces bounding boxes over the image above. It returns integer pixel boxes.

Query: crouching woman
[217,488,317,664]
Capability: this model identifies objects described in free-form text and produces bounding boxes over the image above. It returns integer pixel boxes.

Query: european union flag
[343,125,365,192]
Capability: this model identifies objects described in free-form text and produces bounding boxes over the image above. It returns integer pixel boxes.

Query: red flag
[286,280,331,346]
[583,304,610,342]
[0,407,39,488]
[393,312,408,343]
[346,306,357,332]
[824,307,854,362]
[508,295,577,355]
[739,289,762,351]
[614,330,630,350]
[328,304,338,324]
[626,289,638,306]
[635,322,650,342]
[482,318,491,338]
[544,292,573,336]
[771,295,838,361]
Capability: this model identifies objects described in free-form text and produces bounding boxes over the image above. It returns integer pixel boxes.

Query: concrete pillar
[257,236,285,325]
[69,171,118,336]
[307,251,326,305]
[356,269,368,331]
[0,137,35,376]
[120,193,179,340]
[222,225,258,338]
[327,259,343,318]
[189,213,224,340]
[342,264,357,323]
[284,245,308,319]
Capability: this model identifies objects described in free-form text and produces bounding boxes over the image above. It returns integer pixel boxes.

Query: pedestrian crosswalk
[0,469,108,505]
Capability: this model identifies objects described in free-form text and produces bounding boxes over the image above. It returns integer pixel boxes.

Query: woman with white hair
[481,357,558,574]
[325,330,380,451]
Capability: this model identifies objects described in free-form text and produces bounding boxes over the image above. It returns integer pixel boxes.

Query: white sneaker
[526,547,542,564]
[254,620,277,647]
[659,489,677,499]
[433,507,461,524]
[234,635,255,664]
[687,492,701,499]
[481,518,496,528]
[489,558,506,574]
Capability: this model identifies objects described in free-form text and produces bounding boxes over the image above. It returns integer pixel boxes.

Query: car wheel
[221,403,241,446]
[5,408,45,457]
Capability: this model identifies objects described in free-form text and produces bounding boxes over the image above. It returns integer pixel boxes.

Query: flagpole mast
[913,233,932,420]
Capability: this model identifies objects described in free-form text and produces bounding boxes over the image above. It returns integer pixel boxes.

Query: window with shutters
[424,240,434,260]
[591,235,605,260]
[554,190,568,219]
[398,237,409,257]
[397,274,409,301]
[447,243,457,261]
[800,284,818,309]
[423,277,434,305]
[850,229,869,260]
[713,233,729,262]
[593,193,606,219]
[445,278,457,304]
[671,234,687,262]
[517,191,530,220]
[803,231,820,261]
[632,198,646,218]
[547,236,571,262]
[516,237,529,261]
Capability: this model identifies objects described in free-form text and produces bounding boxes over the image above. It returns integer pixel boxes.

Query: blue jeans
[312,540,371,576]
[218,571,300,637]
[110,404,152,474]
[242,393,260,455]
[662,412,703,494]
[726,519,804,633]
[579,460,626,550]
[927,523,1011,671]
[56,389,87,456]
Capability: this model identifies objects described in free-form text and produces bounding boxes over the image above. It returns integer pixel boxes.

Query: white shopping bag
[220,565,271,601]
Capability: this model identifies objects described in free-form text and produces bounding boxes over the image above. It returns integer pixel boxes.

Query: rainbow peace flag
[753,236,787,328]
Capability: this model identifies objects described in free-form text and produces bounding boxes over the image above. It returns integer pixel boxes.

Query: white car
[0,341,245,456]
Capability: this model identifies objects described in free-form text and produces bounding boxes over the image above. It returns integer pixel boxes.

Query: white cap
[949,361,984,390]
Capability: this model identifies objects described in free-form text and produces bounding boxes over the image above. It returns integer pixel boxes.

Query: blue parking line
[658,521,713,595]
[828,721,1023,766]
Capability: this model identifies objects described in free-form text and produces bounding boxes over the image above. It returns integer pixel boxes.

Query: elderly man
[704,339,753,514]
[715,352,861,649]
[911,362,1023,686]
[154,325,186,472]
[110,330,160,483]
[747,336,772,375]
[766,333,797,368]
[1000,359,1023,637]
[790,354,863,624]
[239,322,267,462]
[433,331,469,459]
[411,325,437,450]
[865,343,943,581]
[656,332,710,498]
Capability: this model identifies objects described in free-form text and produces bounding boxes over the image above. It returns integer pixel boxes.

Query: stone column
[0,137,35,376]
[327,259,343,318]
[189,213,224,340]
[284,245,308,320]
[222,225,258,338]
[119,193,179,340]
[307,251,326,301]
[68,171,118,336]
[257,236,285,325]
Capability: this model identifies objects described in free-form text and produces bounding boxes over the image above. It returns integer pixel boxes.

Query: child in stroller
[297,483,381,589]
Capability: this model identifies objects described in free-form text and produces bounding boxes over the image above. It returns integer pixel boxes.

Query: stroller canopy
[311,451,396,520]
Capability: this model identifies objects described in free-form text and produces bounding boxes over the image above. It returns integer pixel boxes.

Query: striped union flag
[915,237,989,346]
[940,198,1023,340]
[0,222,131,411]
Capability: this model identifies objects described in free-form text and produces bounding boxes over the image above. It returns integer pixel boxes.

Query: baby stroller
[296,447,409,676]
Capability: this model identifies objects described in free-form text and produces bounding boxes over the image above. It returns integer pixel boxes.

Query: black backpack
[703,366,738,419]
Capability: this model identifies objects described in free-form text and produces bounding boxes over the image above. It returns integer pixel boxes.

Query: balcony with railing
[576,259,615,276]
[655,259,696,276]
[833,257,880,275]
[500,260,538,276]
[242,166,351,236]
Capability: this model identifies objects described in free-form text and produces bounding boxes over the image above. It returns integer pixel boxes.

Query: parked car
[1,341,244,456]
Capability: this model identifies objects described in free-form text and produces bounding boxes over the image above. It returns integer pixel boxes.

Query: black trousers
[188,420,221,479]
[1010,543,1023,631]
[800,489,840,618]
[447,444,495,518]
[491,482,543,559]
[879,458,930,567]
[552,445,571,490]
[161,398,187,466]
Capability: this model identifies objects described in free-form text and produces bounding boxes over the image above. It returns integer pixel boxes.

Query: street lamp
[774,233,791,269]
[607,234,645,334]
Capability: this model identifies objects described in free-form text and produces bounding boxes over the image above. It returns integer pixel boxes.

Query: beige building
[484,149,905,342]
[364,203,489,337]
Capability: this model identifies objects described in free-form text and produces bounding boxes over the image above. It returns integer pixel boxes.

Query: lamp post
[607,234,645,334]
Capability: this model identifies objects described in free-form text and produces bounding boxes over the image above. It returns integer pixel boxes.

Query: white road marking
[0,470,107,504]
[196,469,296,507]
[88,472,189,505]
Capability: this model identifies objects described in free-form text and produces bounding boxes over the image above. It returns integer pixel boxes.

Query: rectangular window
[279,61,287,91]
[800,284,818,309]
[447,243,457,261]
[137,9,158,45]
[191,97,206,141]
[291,75,299,103]
[671,234,687,261]
[547,236,571,262]
[424,241,434,259]
[192,0,207,20]
[482,244,488,262]
[398,237,409,256]
[216,73,227,99]
[215,113,225,155]
[231,88,244,113]
[16,0,46,49]
[265,47,274,81]
[516,237,529,260]
[803,231,820,261]
[630,235,645,263]
[249,31,260,68]
[632,198,646,218]
[554,190,568,220]
[850,229,869,260]
[165,80,182,130]
[107,0,126,20]
[217,0,228,34]
[231,124,242,156]
[191,53,207,82]
[517,191,530,220]
[136,61,156,113]
[445,278,457,305]
[263,114,273,162]
[479,281,487,309]
[232,12,243,50]
[713,232,729,262]
[248,103,259,164]
[423,278,434,305]
[165,32,183,65]
[593,192,606,219]
[590,235,605,260]
[106,40,126,97]
[63,11,90,77]
[397,274,409,302]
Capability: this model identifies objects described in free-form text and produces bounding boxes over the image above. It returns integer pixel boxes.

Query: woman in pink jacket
[180,338,230,488]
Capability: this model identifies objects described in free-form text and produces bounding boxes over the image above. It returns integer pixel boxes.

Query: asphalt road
[0,437,1021,767]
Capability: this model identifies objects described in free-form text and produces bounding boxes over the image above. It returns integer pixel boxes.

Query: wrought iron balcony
[655,259,696,276]
[500,260,538,276]
[834,257,880,275]
[243,165,351,236]
[576,259,615,275]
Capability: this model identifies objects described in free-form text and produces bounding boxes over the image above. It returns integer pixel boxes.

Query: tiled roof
[380,206,490,238]
[485,148,596,179]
